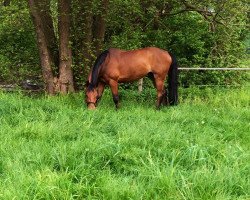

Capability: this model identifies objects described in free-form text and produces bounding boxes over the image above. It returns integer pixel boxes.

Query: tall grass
[0,86,249,199]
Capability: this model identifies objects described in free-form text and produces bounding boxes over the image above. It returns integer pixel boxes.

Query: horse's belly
[118,65,151,82]
[118,75,143,83]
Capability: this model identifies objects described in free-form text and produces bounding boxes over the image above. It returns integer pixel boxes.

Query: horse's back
[101,47,172,82]
[117,47,170,64]
[126,47,172,75]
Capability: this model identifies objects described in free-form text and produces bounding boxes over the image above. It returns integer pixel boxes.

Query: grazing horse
[85,47,178,110]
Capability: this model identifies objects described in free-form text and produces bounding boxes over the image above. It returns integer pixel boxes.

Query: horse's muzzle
[87,102,96,110]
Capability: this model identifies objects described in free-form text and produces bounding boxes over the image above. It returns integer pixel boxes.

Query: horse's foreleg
[155,76,165,109]
[109,79,119,109]
[97,82,106,104]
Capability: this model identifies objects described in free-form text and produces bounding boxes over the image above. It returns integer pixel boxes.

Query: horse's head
[85,82,98,110]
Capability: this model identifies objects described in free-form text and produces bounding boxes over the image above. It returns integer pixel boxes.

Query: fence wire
[178,68,250,71]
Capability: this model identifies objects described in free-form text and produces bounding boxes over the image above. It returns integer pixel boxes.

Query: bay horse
[85,47,178,110]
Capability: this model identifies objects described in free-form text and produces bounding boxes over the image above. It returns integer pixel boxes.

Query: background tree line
[0,0,249,94]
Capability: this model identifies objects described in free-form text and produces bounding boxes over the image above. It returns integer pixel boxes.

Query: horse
[85,47,178,110]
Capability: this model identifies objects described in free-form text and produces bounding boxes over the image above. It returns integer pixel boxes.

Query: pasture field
[0,86,249,199]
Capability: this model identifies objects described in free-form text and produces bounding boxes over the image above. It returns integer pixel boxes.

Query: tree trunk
[58,0,75,94]
[92,0,109,56]
[28,0,55,95]
[36,0,59,68]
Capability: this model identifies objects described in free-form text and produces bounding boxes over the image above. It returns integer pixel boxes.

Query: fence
[1,68,249,92]
[138,67,250,92]
[178,68,250,71]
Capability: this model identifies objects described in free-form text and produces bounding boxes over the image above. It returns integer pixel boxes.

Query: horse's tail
[167,52,178,105]
[89,50,109,90]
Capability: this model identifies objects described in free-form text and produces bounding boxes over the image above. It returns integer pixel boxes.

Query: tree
[92,0,109,56]
[28,0,74,94]
[28,0,55,94]
[71,0,94,84]
[57,0,74,94]
[36,0,58,67]
[71,0,109,88]
[1,0,248,89]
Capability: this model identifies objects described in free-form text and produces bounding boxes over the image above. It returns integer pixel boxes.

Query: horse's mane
[88,50,109,91]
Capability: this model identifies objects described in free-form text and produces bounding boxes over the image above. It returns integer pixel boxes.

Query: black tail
[88,50,109,90]
[168,52,178,105]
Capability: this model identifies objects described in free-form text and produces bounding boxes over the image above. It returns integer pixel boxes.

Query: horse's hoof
[115,104,120,110]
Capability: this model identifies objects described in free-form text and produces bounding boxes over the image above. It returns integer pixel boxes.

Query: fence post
[138,78,143,93]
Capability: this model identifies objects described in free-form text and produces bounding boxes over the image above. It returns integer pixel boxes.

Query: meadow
[0,86,249,199]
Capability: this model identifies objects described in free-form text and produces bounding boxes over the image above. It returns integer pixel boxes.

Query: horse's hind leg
[161,86,168,106]
[148,72,168,106]
[154,75,166,109]
[109,79,119,109]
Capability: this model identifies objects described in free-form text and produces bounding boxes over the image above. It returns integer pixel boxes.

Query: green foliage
[0,0,249,86]
[0,2,40,83]
[0,87,250,199]
[107,0,249,86]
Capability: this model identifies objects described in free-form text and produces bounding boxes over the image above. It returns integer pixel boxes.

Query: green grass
[0,86,249,199]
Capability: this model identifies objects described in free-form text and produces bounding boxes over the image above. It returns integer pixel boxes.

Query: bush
[0,3,40,84]
[0,1,248,87]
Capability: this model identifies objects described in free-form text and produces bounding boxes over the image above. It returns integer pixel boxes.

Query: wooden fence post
[138,78,143,93]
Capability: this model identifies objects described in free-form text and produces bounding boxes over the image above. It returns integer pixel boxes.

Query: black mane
[88,50,109,91]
